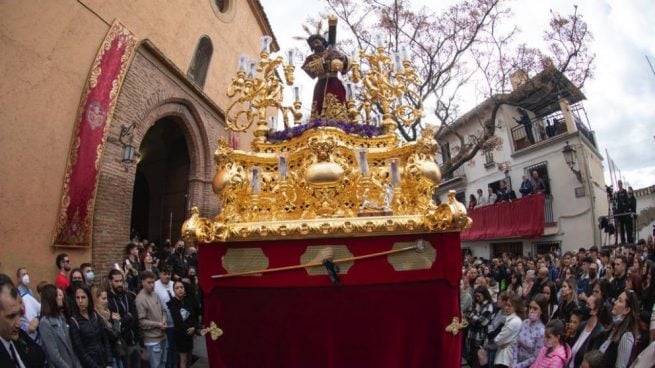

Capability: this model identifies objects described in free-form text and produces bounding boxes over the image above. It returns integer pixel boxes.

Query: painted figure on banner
[301,16,349,121]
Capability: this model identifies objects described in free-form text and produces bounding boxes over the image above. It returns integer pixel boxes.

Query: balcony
[461,193,545,241]
[510,102,596,152]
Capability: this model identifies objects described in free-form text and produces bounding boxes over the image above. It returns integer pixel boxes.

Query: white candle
[286,49,295,65]
[238,54,249,72]
[251,167,261,195]
[374,33,385,48]
[390,158,400,187]
[393,52,404,72]
[260,35,272,53]
[293,85,301,102]
[345,82,354,100]
[357,148,369,176]
[399,45,409,61]
[269,115,278,131]
[247,60,258,79]
[279,156,288,180]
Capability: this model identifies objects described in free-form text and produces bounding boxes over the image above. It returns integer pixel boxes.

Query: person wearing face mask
[80,263,95,287]
[569,295,604,368]
[66,269,86,315]
[594,290,639,368]
[511,294,548,368]
[166,241,190,284]
[530,319,572,368]
[16,267,41,341]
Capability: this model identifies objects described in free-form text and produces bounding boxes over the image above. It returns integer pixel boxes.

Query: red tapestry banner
[461,193,545,241]
[53,21,137,247]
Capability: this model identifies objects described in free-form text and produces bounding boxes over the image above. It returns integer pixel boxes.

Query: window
[188,36,213,89]
[533,241,560,256]
[524,162,551,195]
[484,149,495,168]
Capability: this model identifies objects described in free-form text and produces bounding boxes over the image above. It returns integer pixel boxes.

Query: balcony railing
[544,195,555,225]
[511,117,567,151]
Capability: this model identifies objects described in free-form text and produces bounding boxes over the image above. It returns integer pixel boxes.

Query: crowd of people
[1,239,201,368]
[461,240,655,368]
[468,170,546,211]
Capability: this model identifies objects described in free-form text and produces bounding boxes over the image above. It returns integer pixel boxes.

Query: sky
[258,0,655,189]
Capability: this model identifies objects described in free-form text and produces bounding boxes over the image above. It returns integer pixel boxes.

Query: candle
[293,85,301,102]
[286,49,295,65]
[345,82,354,100]
[269,115,278,131]
[260,35,272,53]
[374,33,385,48]
[393,52,404,73]
[279,156,288,180]
[238,54,249,72]
[399,45,409,61]
[357,148,369,176]
[247,60,258,79]
[390,158,400,187]
[251,167,261,195]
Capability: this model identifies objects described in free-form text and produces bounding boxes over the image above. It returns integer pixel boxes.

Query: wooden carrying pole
[211,239,427,279]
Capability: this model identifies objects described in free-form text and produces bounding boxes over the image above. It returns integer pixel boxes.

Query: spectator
[136,271,167,368]
[530,170,546,194]
[467,286,494,367]
[69,285,112,368]
[107,269,141,368]
[141,253,159,280]
[569,295,604,367]
[580,350,603,368]
[531,319,572,368]
[493,295,523,368]
[55,253,72,291]
[185,247,198,271]
[477,188,487,207]
[16,267,40,341]
[484,291,508,366]
[610,256,628,302]
[554,277,580,324]
[39,284,82,368]
[626,272,644,300]
[589,279,612,327]
[519,175,533,197]
[154,268,177,368]
[513,108,535,144]
[495,181,508,204]
[67,269,86,316]
[468,194,477,211]
[543,282,559,322]
[594,290,639,368]
[0,274,47,367]
[486,186,498,206]
[508,272,523,298]
[124,243,142,294]
[166,241,190,284]
[93,286,125,368]
[505,182,517,201]
[80,263,95,288]
[167,281,197,368]
[512,294,547,368]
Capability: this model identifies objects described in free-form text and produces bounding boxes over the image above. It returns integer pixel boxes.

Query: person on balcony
[514,108,535,144]
[519,175,533,197]
[487,186,498,205]
[530,170,546,194]
[477,188,487,207]
[468,194,478,210]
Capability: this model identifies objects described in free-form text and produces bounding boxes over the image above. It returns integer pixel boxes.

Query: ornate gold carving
[200,322,223,341]
[445,317,468,336]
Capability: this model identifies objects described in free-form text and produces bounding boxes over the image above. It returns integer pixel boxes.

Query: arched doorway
[130,117,190,243]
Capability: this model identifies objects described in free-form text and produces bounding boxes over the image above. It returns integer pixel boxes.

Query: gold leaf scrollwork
[200,321,223,341]
[445,316,468,336]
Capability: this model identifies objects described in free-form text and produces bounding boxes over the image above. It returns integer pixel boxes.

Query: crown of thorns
[293,20,327,46]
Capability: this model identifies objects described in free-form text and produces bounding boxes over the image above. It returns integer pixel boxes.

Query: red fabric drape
[198,233,463,368]
[461,193,545,241]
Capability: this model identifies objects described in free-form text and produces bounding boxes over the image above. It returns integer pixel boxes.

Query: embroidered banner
[53,20,137,247]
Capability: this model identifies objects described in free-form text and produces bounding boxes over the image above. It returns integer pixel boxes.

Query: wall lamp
[562,141,582,183]
[119,123,137,171]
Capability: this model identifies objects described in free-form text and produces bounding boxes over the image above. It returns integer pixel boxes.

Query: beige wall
[0,0,269,288]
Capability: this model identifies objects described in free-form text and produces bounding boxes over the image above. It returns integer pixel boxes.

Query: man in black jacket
[0,274,46,368]
[107,269,141,368]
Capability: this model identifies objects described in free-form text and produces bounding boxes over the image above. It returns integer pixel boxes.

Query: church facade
[0,0,275,282]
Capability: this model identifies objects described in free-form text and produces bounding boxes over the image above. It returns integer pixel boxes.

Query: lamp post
[119,123,137,171]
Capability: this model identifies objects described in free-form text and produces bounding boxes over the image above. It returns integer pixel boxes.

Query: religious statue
[301,16,349,121]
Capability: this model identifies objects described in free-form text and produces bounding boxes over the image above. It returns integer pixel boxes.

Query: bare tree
[321,0,594,177]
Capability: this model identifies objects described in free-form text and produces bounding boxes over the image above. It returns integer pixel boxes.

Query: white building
[437,69,609,258]
[635,185,655,241]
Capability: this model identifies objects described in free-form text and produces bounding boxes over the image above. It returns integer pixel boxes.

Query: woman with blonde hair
[93,286,124,368]
[494,295,523,368]
[554,277,579,324]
